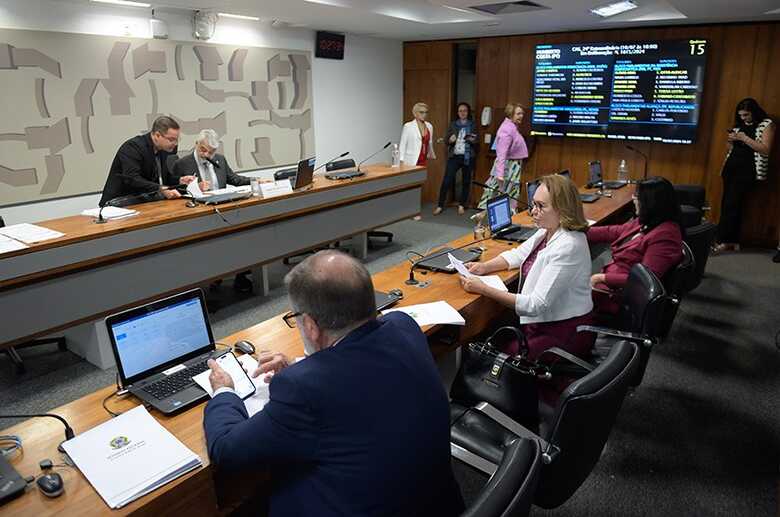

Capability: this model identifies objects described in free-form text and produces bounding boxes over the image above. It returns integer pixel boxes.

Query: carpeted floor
[2,207,778,516]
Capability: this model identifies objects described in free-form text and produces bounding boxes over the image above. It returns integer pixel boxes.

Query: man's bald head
[285,250,376,334]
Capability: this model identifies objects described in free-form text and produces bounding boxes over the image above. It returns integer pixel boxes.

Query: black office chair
[456,437,542,517]
[674,184,709,229]
[368,230,393,248]
[659,242,695,338]
[580,263,669,387]
[450,340,640,510]
[0,216,67,374]
[682,221,717,293]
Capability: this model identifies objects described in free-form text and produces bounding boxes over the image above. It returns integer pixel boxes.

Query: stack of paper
[382,301,465,327]
[81,206,139,220]
[193,354,271,417]
[0,234,28,255]
[447,253,509,292]
[0,223,64,244]
[61,406,202,509]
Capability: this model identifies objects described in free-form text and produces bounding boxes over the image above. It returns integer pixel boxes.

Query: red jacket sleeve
[587,220,634,245]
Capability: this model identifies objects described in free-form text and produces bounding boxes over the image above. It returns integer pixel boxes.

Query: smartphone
[214,351,256,400]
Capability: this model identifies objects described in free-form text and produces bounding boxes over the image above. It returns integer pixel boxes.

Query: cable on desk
[102,390,130,418]
[405,251,424,264]
[0,434,22,456]
[214,205,230,224]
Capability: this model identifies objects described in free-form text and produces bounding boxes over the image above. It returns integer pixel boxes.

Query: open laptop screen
[486,195,513,233]
[588,161,603,185]
[106,290,214,384]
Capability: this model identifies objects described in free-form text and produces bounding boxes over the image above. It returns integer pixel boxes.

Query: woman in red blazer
[587,176,683,316]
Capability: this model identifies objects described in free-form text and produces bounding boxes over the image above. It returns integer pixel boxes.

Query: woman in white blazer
[461,174,595,360]
[399,102,436,166]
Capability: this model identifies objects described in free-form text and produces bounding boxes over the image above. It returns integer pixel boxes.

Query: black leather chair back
[0,215,4,228]
[461,438,542,517]
[674,184,705,210]
[683,221,717,293]
[618,263,667,336]
[659,242,694,338]
[534,340,640,509]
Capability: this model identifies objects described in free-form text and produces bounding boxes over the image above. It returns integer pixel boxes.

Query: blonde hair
[504,102,525,119]
[538,174,588,232]
[412,102,429,116]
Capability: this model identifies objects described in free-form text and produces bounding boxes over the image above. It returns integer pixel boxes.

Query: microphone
[313,151,350,174]
[204,156,220,169]
[472,180,530,212]
[0,413,75,453]
[405,235,492,286]
[626,145,648,181]
[94,195,124,224]
[357,142,392,172]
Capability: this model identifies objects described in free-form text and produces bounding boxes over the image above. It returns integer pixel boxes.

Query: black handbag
[450,326,545,426]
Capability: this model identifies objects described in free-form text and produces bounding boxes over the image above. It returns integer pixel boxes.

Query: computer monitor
[293,157,316,189]
[588,161,603,186]
[105,289,215,386]
[526,180,540,211]
[486,195,513,233]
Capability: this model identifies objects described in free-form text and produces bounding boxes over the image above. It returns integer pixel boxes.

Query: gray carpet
[2,210,779,516]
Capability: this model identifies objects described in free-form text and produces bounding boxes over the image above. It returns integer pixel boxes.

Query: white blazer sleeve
[514,238,586,317]
[399,124,410,164]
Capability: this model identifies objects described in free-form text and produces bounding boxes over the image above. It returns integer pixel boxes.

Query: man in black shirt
[99,116,187,206]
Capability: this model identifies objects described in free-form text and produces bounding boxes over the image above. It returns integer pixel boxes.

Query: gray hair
[284,250,376,333]
[196,129,220,149]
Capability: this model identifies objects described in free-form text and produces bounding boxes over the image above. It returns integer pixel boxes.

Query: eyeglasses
[530,201,547,212]
[417,110,428,114]
[156,132,179,144]
[282,311,302,328]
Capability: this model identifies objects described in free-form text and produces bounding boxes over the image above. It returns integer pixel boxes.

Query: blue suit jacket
[203,312,464,517]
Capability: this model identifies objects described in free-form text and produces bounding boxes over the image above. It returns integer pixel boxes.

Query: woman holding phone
[434,102,478,216]
[713,98,775,254]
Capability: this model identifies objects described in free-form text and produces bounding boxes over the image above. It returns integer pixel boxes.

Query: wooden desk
[0,165,426,363]
[0,184,634,516]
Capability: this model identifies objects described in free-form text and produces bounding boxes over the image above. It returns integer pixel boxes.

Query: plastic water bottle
[391,144,401,168]
[617,159,629,183]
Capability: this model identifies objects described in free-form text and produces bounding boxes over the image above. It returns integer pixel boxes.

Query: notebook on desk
[105,289,227,415]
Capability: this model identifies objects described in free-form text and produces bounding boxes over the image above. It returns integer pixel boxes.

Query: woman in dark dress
[713,98,775,253]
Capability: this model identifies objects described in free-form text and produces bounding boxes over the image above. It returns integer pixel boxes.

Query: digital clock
[316,31,345,60]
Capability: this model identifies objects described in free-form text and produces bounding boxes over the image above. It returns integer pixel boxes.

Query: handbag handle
[485,326,529,356]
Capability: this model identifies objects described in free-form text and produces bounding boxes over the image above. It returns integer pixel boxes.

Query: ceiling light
[304,0,348,6]
[91,0,151,7]
[442,5,473,14]
[590,0,638,18]
[217,12,261,21]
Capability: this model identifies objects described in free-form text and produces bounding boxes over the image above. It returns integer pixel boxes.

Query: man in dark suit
[204,250,464,517]
[171,129,250,190]
[99,116,183,206]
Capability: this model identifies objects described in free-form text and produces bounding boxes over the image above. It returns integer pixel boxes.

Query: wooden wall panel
[407,22,780,246]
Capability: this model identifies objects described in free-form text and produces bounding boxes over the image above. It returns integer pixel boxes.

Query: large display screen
[530,39,708,144]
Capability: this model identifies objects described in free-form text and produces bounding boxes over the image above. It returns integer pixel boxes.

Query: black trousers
[717,173,754,243]
[437,155,473,207]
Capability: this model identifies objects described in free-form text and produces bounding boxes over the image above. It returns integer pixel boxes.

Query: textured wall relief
[0,28,314,206]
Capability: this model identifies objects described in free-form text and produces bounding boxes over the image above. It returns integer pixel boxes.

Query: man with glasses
[203,250,464,517]
[171,129,250,192]
[99,116,183,206]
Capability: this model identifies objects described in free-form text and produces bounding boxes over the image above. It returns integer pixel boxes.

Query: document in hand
[61,405,202,509]
[192,354,271,417]
[447,253,509,292]
[382,301,465,327]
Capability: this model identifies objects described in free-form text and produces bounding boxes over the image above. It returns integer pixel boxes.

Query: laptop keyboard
[142,360,210,400]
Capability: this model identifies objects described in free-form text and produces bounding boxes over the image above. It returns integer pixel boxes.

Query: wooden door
[403,42,453,203]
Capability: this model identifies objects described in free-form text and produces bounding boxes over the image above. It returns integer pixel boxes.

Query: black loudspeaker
[326,159,356,172]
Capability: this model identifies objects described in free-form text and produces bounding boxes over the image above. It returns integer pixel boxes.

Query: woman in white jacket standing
[460,174,595,360]
[399,102,436,167]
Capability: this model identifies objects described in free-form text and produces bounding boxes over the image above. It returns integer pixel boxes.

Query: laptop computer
[487,194,537,242]
[105,289,227,414]
[375,290,402,311]
[293,157,316,190]
[414,247,483,273]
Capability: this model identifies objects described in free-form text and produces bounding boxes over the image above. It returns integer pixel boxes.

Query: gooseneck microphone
[0,413,75,453]
[625,145,648,181]
[357,142,392,172]
[405,235,492,286]
[472,180,530,212]
[313,151,350,174]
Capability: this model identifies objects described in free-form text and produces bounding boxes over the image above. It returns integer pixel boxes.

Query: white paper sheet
[61,406,201,509]
[448,253,509,292]
[0,234,28,254]
[382,301,465,327]
[193,354,270,417]
[186,179,205,198]
[0,223,64,244]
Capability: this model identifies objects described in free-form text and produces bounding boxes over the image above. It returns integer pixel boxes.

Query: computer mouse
[233,340,255,355]
[185,200,197,208]
[37,472,64,498]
